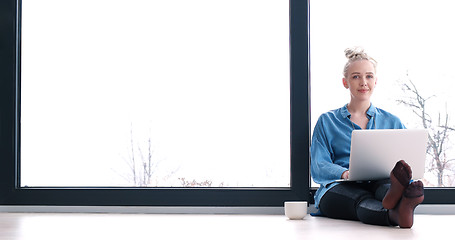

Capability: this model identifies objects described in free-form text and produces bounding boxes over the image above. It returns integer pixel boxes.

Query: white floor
[0,212,452,240]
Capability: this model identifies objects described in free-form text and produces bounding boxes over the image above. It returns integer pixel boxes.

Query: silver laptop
[342,129,428,182]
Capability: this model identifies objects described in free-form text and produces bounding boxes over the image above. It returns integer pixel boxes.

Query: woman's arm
[311,138,348,185]
[310,119,348,185]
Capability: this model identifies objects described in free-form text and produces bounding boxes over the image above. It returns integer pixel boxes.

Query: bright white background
[21,0,455,188]
[21,0,290,187]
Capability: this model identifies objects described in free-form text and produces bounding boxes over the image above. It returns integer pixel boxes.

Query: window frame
[0,0,310,206]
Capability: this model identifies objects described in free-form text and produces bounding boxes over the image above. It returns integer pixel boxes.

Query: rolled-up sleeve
[310,118,347,187]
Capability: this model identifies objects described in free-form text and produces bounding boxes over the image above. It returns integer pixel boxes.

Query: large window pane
[310,0,455,187]
[21,0,290,187]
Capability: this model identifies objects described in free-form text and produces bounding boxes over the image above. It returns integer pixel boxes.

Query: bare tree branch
[116,123,177,187]
[398,77,454,186]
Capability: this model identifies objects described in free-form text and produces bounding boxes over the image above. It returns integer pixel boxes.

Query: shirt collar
[366,104,377,118]
[341,104,350,118]
[341,103,377,119]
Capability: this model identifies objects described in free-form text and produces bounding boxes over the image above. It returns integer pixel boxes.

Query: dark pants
[319,180,396,226]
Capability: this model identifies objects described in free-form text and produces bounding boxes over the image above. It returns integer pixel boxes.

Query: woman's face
[342,60,377,102]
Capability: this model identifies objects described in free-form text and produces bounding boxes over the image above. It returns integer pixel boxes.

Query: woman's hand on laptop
[341,170,350,180]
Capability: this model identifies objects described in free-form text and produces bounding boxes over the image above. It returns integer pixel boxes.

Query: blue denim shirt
[310,104,405,209]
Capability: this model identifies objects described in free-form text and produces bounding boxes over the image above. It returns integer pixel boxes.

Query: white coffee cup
[284,201,307,220]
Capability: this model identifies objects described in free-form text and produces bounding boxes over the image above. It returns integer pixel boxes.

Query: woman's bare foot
[388,180,424,228]
[383,160,412,209]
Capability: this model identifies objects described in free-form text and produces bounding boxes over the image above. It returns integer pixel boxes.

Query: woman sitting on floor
[310,47,424,228]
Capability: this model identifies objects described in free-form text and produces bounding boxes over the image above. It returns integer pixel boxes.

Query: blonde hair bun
[345,47,369,60]
[343,47,377,77]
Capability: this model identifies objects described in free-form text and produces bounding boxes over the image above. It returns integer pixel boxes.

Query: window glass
[20,0,290,187]
[310,0,455,187]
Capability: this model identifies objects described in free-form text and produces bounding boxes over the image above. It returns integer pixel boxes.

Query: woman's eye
[367,75,374,79]
[353,75,359,79]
